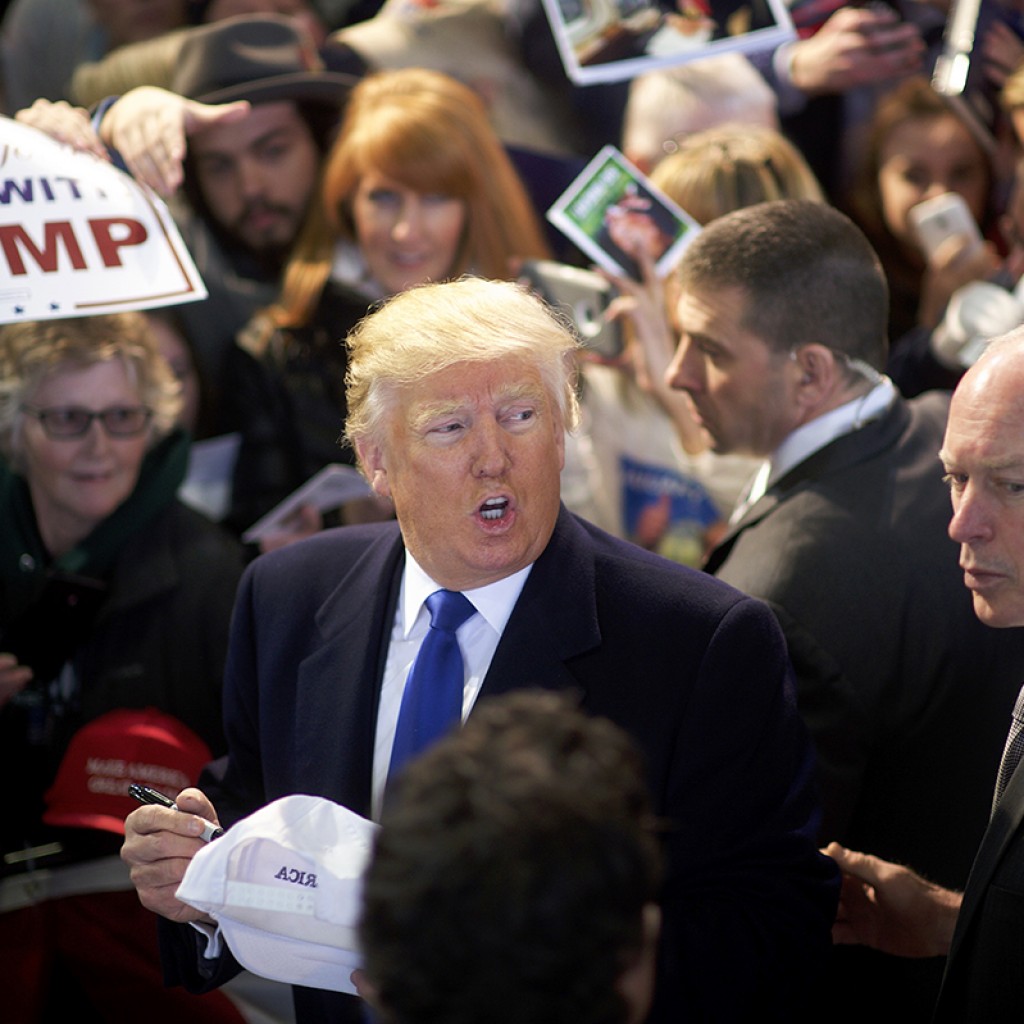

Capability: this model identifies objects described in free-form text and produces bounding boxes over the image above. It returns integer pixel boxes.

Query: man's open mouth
[480,497,509,520]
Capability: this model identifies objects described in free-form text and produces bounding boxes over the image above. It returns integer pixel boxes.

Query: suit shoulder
[571,512,756,615]
[245,521,400,590]
[906,388,952,424]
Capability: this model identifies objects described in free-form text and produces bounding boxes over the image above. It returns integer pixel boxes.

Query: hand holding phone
[908,192,983,262]
[129,783,224,842]
[788,6,924,93]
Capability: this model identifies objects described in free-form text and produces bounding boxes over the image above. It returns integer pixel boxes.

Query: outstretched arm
[606,250,706,455]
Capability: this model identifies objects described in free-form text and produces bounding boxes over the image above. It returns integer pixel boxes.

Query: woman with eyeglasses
[0,312,246,1019]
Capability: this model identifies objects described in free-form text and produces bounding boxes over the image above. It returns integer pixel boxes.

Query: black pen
[128,783,224,842]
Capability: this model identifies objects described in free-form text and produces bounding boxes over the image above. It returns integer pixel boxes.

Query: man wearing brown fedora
[94,14,363,389]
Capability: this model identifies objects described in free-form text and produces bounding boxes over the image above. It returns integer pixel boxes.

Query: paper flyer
[546,144,701,279]
[242,464,372,544]
[541,0,795,85]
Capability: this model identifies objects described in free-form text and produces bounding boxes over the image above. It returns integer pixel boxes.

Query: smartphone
[519,259,625,359]
[129,783,224,841]
[908,192,983,261]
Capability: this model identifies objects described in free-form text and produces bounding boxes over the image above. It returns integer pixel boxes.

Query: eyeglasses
[20,405,153,439]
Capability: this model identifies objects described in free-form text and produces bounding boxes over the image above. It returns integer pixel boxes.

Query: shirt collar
[400,550,533,638]
[766,376,898,491]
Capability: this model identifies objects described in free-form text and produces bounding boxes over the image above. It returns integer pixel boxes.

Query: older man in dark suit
[666,199,1024,1021]
[122,276,836,1024]
[826,327,1024,1021]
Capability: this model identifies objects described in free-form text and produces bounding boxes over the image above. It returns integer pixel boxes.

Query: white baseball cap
[176,794,378,993]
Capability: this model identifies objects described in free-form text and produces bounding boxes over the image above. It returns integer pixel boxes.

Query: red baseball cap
[43,707,213,835]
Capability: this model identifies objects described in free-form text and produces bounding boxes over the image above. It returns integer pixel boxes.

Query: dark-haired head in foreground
[360,690,664,1024]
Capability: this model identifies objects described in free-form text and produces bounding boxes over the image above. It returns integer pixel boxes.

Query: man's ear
[553,412,566,472]
[791,343,839,403]
[356,438,392,501]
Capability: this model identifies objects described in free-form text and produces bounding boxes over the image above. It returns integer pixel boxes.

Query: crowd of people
[5,0,1024,1022]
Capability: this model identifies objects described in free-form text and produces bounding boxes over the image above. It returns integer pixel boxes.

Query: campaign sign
[0,117,206,324]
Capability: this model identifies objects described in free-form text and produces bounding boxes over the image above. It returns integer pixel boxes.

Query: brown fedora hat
[171,14,359,105]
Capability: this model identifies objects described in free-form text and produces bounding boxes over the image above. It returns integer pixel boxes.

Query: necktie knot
[426,589,474,635]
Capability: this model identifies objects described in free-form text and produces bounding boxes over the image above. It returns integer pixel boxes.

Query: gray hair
[0,313,181,468]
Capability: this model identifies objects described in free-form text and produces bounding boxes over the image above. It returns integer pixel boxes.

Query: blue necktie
[388,589,475,779]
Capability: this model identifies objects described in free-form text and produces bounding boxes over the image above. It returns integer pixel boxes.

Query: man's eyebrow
[497,381,546,403]
[686,330,721,347]
[408,383,547,431]
[410,400,468,431]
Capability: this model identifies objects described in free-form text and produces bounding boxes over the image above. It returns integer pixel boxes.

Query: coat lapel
[479,507,601,701]
[703,490,781,574]
[293,528,404,813]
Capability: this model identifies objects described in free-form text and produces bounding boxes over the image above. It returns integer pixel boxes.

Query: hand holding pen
[121,784,224,924]
[129,783,224,842]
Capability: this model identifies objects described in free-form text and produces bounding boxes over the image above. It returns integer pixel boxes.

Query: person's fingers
[182,99,251,136]
[119,122,186,196]
[823,841,885,886]
[14,99,109,159]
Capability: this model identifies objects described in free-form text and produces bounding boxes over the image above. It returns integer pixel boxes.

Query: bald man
[829,325,1024,1022]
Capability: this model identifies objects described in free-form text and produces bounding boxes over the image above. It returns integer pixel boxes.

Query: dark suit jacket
[934,752,1024,1022]
[161,506,838,1023]
[706,393,1024,1019]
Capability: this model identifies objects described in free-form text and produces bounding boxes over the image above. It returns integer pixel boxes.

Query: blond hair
[651,122,824,226]
[344,277,579,456]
